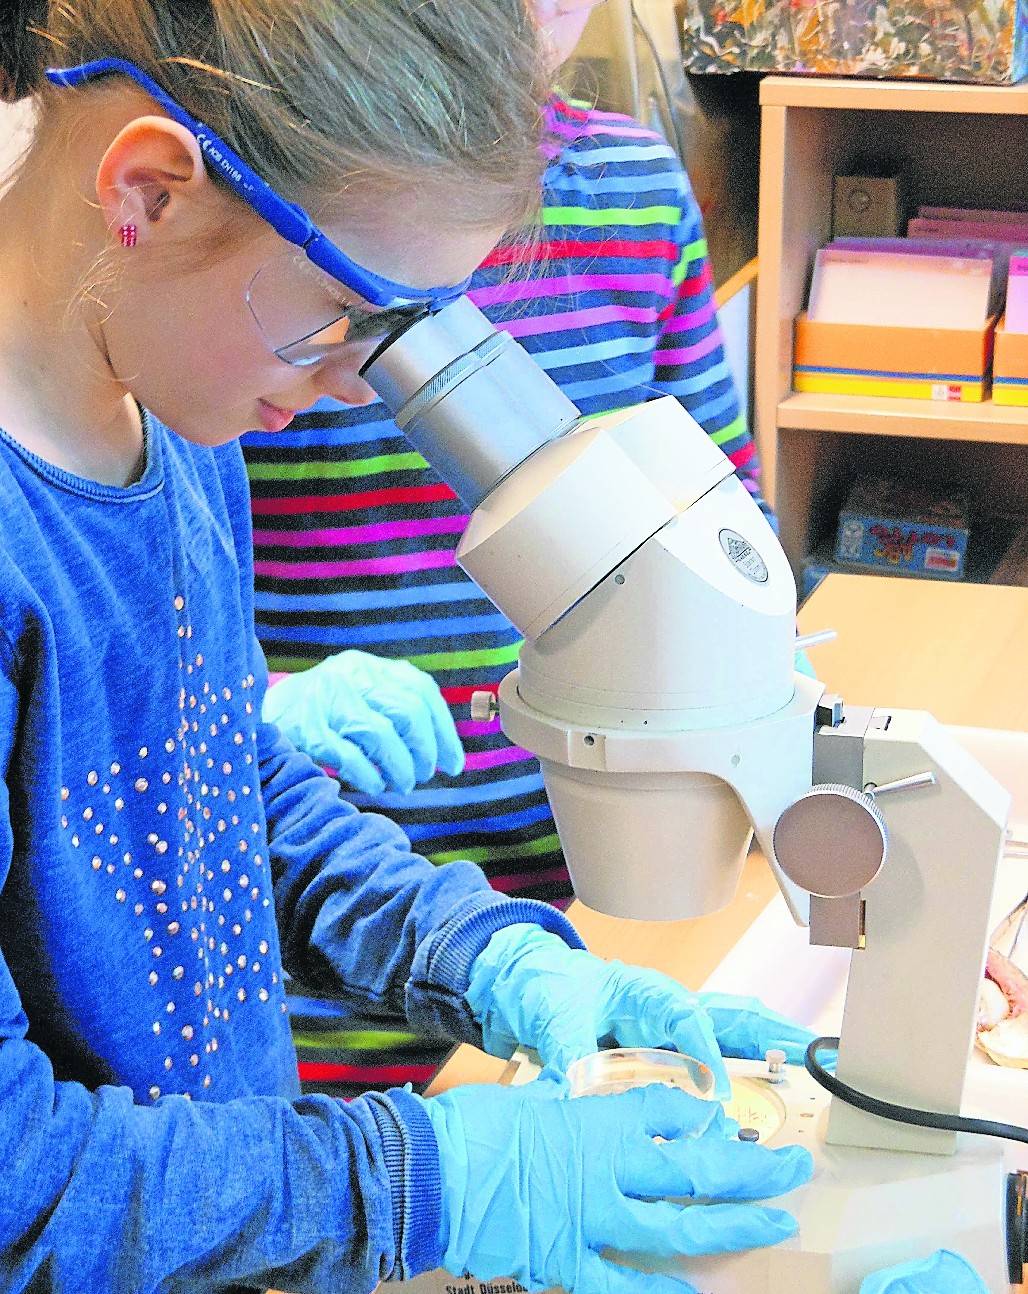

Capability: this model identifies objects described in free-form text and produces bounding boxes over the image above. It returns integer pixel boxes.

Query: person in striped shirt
[245,1,783,1097]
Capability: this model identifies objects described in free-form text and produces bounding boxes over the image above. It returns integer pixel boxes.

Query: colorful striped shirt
[243,99,767,1095]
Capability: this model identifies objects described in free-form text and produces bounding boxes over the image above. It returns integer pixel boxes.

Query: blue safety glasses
[46,58,471,366]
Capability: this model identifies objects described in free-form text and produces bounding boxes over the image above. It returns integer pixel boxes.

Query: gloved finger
[383,660,465,774]
[858,1249,988,1293]
[535,1018,606,1077]
[668,1014,731,1102]
[598,976,730,1099]
[604,1199,798,1258]
[362,685,440,784]
[623,1083,725,1142]
[715,1029,810,1067]
[575,1251,698,1294]
[399,666,465,777]
[531,1065,573,1096]
[427,697,465,778]
[339,710,418,794]
[627,1134,813,1202]
[595,989,724,1095]
[596,1196,798,1259]
[314,734,387,796]
[701,994,816,1066]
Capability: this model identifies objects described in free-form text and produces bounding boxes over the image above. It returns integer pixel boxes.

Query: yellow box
[992,315,1028,406]
[793,313,995,403]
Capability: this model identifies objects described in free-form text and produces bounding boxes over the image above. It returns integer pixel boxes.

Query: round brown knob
[773,783,887,898]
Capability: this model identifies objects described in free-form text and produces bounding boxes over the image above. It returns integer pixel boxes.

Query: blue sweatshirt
[0,416,581,1293]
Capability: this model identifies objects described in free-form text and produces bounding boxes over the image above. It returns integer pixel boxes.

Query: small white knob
[470,690,498,722]
[766,1048,788,1082]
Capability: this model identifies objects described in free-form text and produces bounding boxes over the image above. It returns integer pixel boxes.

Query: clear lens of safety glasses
[247,253,429,368]
[275,302,431,368]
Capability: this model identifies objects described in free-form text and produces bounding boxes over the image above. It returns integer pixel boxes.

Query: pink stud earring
[119,223,138,248]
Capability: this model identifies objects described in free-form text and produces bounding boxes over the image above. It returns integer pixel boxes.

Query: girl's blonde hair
[0,0,548,229]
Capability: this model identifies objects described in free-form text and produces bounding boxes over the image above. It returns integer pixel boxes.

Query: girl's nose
[318,358,378,408]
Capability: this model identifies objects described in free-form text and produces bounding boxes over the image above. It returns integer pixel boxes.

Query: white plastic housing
[517,476,796,730]
[457,398,733,641]
[500,671,822,922]
[462,397,818,923]
[827,711,1010,1154]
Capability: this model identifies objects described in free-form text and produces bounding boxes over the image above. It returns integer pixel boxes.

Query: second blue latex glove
[420,1074,813,1294]
[467,926,815,1099]
[795,648,817,678]
[859,1250,988,1293]
[262,649,464,794]
[698,992,818,1067]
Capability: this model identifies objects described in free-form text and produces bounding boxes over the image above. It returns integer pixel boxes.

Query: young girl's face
[98,191,504,446]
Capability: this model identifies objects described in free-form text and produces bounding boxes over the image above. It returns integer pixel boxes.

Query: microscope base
[665,1060,1011,1292]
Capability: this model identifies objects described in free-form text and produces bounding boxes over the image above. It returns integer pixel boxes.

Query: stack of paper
[1005,251,1028,334]
[830,237,1003,313]
[916,205,1028,230]
[808,246,994,330]
[908,208,1028,303]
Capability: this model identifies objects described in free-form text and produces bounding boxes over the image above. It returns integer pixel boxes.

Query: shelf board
[777,392,1028,443]
[759,75,1028,116]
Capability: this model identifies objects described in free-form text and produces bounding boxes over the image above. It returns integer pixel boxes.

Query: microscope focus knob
[773,783,887,898]
[470,690,498,723]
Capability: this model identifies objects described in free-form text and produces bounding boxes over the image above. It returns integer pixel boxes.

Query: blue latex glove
[699,992,819,1067]
[262,650,464,794]
[859,1250,988,1293]
[466,926,818,1100]
[420,1074,814,1293]
[795,648,817,678]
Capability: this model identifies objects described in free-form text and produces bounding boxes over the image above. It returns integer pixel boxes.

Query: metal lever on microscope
[794,629,838,652]
[864,772,937,797]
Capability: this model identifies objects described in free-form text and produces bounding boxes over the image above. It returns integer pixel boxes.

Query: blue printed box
[834,478,970,580]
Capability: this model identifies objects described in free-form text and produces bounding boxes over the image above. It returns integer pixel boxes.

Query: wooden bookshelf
[778,392,1028,443]
[753,76,1028,581]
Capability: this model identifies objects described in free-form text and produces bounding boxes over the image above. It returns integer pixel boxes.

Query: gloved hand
[859,1250,988,1293]
[465,925,818,1100]
[698,992,818,1067]
[420,1074,814,1293]
[262,650,464,795]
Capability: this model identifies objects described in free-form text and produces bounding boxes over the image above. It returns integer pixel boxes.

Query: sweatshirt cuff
[368,1088,443,1282]
[405,891,584,1043]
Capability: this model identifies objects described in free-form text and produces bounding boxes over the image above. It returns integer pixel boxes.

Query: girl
[248,0,794,1103]
[0,4,811,1292]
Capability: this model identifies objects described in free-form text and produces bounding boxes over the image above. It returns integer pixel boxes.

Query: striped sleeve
[651,174,775,525]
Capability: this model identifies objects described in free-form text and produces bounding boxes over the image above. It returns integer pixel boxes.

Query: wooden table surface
[428,574,1028,1094]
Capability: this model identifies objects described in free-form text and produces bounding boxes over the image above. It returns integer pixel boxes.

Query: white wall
[717,281,753,428]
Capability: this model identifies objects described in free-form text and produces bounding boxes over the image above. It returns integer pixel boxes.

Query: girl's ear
[95,115,209,245]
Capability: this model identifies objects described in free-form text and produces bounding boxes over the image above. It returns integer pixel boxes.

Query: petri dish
[566,1047,716,1100]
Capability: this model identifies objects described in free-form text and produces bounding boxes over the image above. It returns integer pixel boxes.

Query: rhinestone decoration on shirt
[58,593,286,1102]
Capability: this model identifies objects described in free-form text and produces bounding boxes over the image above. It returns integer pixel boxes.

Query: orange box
[992,315,1028,406]
[793,313,995,403]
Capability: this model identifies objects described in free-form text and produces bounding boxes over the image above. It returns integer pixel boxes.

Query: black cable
[805,1036,1028,1145]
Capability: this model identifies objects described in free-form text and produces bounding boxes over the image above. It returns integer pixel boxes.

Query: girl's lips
[257,399,297,433]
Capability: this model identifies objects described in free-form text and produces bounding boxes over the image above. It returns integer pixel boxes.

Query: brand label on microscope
[718,529,769,583]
